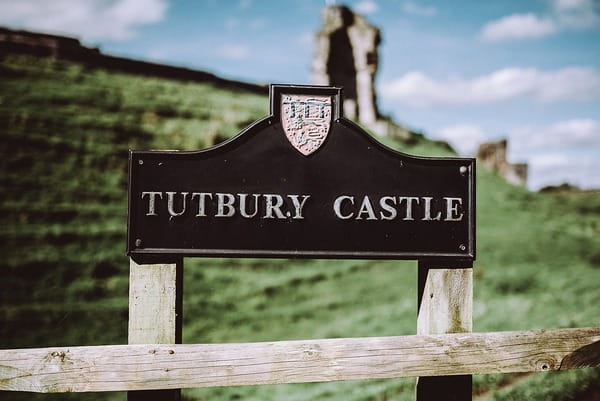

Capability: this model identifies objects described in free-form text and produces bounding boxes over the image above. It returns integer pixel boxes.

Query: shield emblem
[281,94,332,156]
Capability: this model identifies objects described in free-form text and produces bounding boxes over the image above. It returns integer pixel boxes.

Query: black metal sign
[127,85,475,261]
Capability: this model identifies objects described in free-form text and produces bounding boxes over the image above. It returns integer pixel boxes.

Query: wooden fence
[1,328,599,393]
[1,259,599,398]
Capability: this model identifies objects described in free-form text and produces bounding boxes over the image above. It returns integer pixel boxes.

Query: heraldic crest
[281,94,332,156]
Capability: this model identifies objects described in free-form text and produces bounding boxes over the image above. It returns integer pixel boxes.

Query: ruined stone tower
[477,140,528,187]
[312,5,381,128]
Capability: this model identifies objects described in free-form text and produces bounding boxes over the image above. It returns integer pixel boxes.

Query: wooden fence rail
[1,327,599,393]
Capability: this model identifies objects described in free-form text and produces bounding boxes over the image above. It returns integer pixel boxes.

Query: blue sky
[1,0,599,189]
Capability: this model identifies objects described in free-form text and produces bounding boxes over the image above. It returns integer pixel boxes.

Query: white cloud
[480,0,600,42]
[480,13,557,42]
[380,67,600,107]
[510,118,600,152]
[433,124,490,156]
[355,0,379,15]
[537,68,600,102]
[528,152,571,168]
[402,1,437,17]
[552,0,600,29]
[225,17,241,30]
[298,32,314,47]
[216,43,251,60]
[237,0,252,10]
[248,18,267,30]
[507,119,600,189]
[524,152,599,189]
[0,0,168,41]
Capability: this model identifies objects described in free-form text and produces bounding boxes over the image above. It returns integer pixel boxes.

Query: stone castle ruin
[312,5,410,140]
[313,5,527,187]
[477,140,528,186]
[312,5,379,125]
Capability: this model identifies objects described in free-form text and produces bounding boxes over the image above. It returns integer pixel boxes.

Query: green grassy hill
[1,53,599,401]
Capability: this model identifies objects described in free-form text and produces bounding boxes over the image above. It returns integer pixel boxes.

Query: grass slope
[0,54,598,401]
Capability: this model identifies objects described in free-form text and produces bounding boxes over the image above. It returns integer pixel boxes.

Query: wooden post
[416,261,473,401]
[128,257,183,401]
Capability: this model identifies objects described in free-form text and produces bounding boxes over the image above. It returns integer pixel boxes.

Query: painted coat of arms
[281,94,332,156]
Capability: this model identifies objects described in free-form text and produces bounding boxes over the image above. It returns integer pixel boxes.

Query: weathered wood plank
[417,266,473,335]
[0,328,598,393]
[416,264,473,400]
[128,258,182,401]
[128,258,182,345]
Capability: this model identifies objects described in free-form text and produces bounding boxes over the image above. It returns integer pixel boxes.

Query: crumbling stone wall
[477,140,528,186]
[312,5,380,127]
